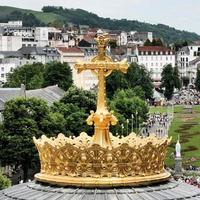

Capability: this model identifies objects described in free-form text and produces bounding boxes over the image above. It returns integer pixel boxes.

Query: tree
[4,11,45,27]
[109,40,117,48]
[173,66,181,90]
[161,64,174,100]
[106,63,153,99]
[43,62,73,91]
[109,89,149,135]
[0,169,11,190]
[106,70,128,98]
[60,86,96,113]
[144,39,152,46]
[4,63,45,89]
[51,86,96,136]
[195,69,200,91]
[51,102,91,136]
[182,76,189,87]
[151,38,164,46]
[125,63,154,99]
[0,97,51,182]
[174,40,188,51]
[40,112,66,136]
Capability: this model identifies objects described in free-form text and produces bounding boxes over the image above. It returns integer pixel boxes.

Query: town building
[0,47,60,84]
[177,42,200,82]
[1,21,49,47]
[0,51,25,84]
[0,36,22,51]
[18,46,60,64]
[136,46,175,86]
[78,35,97,48]
[117,31,153,46]
[58,47,97,90]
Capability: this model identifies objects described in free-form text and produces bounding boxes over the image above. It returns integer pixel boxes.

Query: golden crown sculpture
[34,33,171,188]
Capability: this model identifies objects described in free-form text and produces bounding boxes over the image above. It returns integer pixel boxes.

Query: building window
[1,74,4,78]
[166,56,168,61]
[1,67,4,71]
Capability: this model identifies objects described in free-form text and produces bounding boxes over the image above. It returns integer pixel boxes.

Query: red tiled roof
[138,46,172,52]
[57,47,83,53]
[83,35,96,43]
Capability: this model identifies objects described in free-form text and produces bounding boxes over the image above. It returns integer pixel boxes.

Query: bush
[0,170,11,190]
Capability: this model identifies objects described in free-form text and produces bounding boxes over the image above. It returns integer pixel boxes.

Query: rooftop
[0,85,64,107]
[0,180,200,200]
[138,46,172,52]
[57,47,83,53]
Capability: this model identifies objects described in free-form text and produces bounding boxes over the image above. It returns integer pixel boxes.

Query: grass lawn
[150,105,200,167]
[149,105,183,114]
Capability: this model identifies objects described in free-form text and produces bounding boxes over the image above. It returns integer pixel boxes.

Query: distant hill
[0,5,200,44]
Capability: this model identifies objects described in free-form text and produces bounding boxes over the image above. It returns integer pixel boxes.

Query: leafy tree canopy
[2,10,45,27]
[161,64,181,100]
[195,69,200,91]
[4,63,45,89]
[40,6,200,43]
[144,38,164,46]
[106,63,153,99]
[0,169,11,190]
[109,89,149,135]
[4,62,73,91]
[60,86,96,113]
[0,97,56,181]
[43,62,73,91]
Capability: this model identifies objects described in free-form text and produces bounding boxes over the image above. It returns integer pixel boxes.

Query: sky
[0,0,200,34]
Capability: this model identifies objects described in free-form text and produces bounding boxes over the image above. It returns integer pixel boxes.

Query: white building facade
[177,44,200,81]
[58,47,98,90]
[136,46,175,86]
[0,36,22,51]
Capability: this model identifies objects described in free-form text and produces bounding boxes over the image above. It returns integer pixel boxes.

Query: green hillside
[0,5,200,44]
[0,6,60,24]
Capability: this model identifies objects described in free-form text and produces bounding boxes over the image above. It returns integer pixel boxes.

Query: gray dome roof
[0,180,200,200]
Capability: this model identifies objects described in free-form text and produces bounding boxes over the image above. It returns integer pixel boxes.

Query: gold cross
[75,33,128,148]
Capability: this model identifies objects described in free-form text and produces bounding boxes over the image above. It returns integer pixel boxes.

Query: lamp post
[121,124,124,136]
[135,110,138,134]
[126,119,129,136]
[131,114,134,133]
[138,116,140,134]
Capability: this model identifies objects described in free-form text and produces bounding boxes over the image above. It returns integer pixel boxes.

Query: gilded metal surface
[33,34,172,187]
[34,133,171,186]
[35,171,171,188]
[75,33,128,148]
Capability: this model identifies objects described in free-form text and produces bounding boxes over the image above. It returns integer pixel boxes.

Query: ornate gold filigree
[34,33,172,187]
[34,133,171,179]
[75,33,128,148]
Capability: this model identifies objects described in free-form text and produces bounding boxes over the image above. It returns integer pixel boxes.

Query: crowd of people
[142,113,172,137]
[173,88,200,105]
[178,176,200,189]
